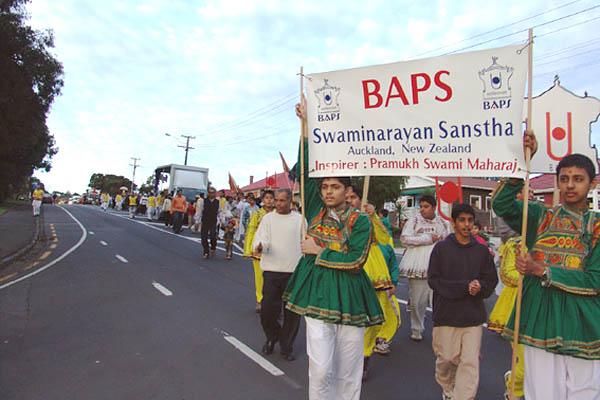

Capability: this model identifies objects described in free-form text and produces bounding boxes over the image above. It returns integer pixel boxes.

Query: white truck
[154,164,209,202]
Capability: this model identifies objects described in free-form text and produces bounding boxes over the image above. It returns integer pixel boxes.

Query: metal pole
[178,135,195,166]
[129,157,140,192]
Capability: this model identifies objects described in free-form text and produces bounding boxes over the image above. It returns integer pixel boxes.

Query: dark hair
[473,221,482,229]
[419,195,436,208]
[348,184,362,199]
[556,153,596,182]
[320,177,352,188]
[451,203,475,221]
[262,189,275,198]
[379,209,389,217]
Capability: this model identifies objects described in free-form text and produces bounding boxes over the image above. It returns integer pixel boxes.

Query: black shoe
[280,352,295,361]
[261,340,276,355]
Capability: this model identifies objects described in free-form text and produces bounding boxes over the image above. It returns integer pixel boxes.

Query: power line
[199,92,296,136]
[445,3,600,55]
[201,96,296,136]
[535,46,600,68]
[534,36,600,60]
[536,13,600,38]
[413,0,585,58]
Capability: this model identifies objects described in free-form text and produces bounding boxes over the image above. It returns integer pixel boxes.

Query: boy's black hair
[379,209,389,217]
[473,221,482,229]
[556,153,597,182]
[451,203,475,221]
[262,189,275,198]
[419,195,437,208]
[319,177,352,188]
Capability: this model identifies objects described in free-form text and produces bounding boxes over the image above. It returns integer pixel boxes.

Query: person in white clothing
[253,188,304,361]
[193,193,204,233]
[399,195,451,341]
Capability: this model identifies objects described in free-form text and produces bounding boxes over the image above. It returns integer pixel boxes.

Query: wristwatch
[540,267,551,287]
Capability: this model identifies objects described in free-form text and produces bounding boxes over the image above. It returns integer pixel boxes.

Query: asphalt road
[0,205,511,400]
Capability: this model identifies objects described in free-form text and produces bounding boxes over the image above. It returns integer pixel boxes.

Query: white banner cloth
[306,45,529,178]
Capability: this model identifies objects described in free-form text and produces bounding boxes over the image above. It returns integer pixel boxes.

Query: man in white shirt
[253,188,304,361]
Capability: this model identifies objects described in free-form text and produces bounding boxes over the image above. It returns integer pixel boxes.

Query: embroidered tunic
[492,179,600,360]
[283,141,384,327]
[399,213,451,279]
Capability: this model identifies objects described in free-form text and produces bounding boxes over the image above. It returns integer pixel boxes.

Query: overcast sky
[28,0,600,193]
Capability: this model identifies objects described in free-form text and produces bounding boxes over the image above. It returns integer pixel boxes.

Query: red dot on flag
[439,182,460,203]
[266,177,276,186]
[552,127,566,140]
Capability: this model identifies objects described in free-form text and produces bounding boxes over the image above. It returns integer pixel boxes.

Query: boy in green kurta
[492,132,600,400]
[283,102,383,400]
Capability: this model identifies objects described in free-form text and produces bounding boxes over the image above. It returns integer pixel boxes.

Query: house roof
[239,172,298,192]
[530,174,556,192]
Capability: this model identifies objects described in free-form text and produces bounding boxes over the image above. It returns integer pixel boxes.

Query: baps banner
[306,45,529,178]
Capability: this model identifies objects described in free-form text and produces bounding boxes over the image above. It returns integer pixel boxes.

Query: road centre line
[152,281,173,296]
[88,231,95,235]
[0,206,87,290]
[115,255,128,263]
[222,331,285,377]
[100,241,108,246]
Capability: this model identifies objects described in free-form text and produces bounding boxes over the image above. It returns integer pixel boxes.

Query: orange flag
[228,172,240,193]
[279,152,290,174]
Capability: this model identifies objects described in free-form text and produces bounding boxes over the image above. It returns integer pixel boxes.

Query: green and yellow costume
[363,216,401,356]
[243,207,269,304]
[283,141,383,327]
[488,237,525,397]
[492,179,600,360]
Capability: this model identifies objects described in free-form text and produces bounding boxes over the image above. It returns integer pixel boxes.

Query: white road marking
[0,206,87,290]
[222,332,284,377]
[152,281,173,296]
[100,241,108,246]
[89,231,95,235]
[115,255,128,263]
[105,211,244,255]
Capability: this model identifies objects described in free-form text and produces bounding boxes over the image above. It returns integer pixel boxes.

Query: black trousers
[201,222,217,256]
[261,271,300,355]
[172,211,185,233]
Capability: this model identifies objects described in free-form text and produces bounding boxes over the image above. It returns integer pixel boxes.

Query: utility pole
[178,135,195,165]
[130,157,140,192]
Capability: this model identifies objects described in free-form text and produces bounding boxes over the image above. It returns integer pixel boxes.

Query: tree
[0,0,63,201]
[138,175,156,194]
[352,176,407,210]
[88,173,134,194]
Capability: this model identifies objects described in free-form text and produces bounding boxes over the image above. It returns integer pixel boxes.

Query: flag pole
[510,27,534,400]
[300,66,306,223]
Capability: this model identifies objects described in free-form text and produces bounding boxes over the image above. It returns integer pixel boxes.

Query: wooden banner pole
[361,177,371,209]
[299,67,306,224]
[509,27,534,400]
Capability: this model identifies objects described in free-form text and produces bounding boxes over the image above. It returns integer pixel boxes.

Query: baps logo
[478,57,513,110]
[314,79,341,122]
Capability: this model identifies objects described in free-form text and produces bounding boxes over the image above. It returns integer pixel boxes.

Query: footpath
[0,202,40,266]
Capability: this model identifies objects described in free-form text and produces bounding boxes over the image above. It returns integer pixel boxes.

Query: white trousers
[408,278,431,335]
[524,346,600,400]
[305,317,365,400]
[32,200,42,216]
[101,201,108,211]
[147,206,155,219]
